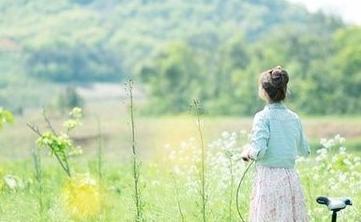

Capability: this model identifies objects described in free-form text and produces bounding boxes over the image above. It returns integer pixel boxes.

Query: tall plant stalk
[32,146,45,220]
[228,158,234,221]
[171,173,185,222]
[192,98,207,222]
[96,117,103,181]
[127,80,143,221]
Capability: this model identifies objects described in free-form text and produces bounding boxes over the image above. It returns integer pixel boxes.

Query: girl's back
[250,102,310,168]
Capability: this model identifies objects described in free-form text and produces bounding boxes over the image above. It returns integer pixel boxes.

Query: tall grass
[192,98,207,222]
[227,154,235,221]
[171,173,185,222]
[96,117,104,181]
[32,146,45,221]
[127,80,144,221]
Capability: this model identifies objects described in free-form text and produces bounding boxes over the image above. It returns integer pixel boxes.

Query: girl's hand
[241,145,251,162]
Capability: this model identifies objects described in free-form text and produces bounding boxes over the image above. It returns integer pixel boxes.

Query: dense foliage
[26,44,122,82]
[0,0,360,115]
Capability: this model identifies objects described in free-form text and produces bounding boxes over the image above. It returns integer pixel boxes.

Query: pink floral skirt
[249,165,309,222]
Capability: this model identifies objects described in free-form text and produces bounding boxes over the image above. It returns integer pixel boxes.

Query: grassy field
[1,99,361,160]
[0,98,360,221]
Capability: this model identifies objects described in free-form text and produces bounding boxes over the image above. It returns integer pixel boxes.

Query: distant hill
[0,0,342,78]
[0,0,352,114]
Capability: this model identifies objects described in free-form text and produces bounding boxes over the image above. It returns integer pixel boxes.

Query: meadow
[0,90,360,222]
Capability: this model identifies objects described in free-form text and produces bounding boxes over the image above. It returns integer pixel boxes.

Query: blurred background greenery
[0,0,360,155]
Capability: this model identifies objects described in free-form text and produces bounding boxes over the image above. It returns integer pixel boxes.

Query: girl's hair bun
[269,66,289,89]
[260,66,289,102]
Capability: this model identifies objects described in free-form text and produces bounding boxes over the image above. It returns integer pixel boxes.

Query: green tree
[205,34,254,115]
[331,27,361,113]
[138,42,203,114]
[26,44,123,83]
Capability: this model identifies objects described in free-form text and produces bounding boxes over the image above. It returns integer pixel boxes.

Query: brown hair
[259,66,289,102]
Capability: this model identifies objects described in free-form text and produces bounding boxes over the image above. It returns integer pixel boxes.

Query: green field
[0,98,360,221]
[2,99,361,159]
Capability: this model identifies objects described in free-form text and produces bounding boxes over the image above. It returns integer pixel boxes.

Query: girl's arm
[247,112,270,160]
[297,118,311,157]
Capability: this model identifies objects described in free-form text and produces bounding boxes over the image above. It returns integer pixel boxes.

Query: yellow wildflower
[62,174,102,219]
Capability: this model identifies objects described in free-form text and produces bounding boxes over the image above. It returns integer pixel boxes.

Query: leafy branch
[27,107,83,178]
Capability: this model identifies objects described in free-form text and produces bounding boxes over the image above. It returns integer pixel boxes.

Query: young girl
[241,66,310,222]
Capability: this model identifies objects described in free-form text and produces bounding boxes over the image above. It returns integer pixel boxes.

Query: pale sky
[289,0,361,25]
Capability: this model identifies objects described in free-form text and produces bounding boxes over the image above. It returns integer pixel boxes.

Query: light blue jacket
[248,102,310,168]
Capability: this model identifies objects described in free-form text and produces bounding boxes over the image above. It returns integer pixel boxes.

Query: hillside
[1,0,358,115]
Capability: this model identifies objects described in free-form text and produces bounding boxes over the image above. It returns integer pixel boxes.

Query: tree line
[137,27,361,115]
